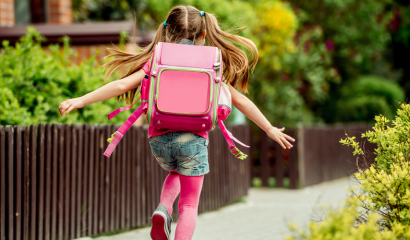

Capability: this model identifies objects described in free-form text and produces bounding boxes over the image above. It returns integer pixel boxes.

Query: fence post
[289,128,298,189]
[0,126,5,240]
[38,123,46,240]
[87,125,95,236]
[29,125,37,240]
[22,125,29,240]
[6,125,14,240]
[82,124,90,236]
[45,123,51,240]
[260,132,269,187]
[14,125,22,240]
[57,124,65,240]
[297,126,306,188]
[76,124,83,238]
[274,143,283,188]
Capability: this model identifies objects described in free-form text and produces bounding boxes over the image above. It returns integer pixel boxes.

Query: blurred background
[1,0,409,127]
[0,0,409,239]
[2,0,408,186]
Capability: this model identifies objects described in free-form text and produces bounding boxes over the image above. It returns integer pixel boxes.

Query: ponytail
[103,23,166,105]
[204,12,258,92]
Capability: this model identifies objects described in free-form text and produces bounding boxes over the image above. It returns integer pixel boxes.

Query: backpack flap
[156,69,212,116]
[148,42,219,131]
[154,42,218,116]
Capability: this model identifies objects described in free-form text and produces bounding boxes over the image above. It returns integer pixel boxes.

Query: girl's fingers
[59,102,68,116]
[59,104,65,116]
[281,137,292,149]
[284,134,295,142]
[278,136,292,149]
[58,103,63,115]
[65,105,74,116]
[60,102,70,116]
[279,127,285,132]
[277,138,286,149]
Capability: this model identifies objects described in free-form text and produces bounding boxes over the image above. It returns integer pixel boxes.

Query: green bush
[289,0,391,77]
[336,76,405,122]
[252,177,262,188]
[0,27,132,126]
[287,103,410,239]
[341,76,405,105]
[287,198,410,240]
[342,103,410,227]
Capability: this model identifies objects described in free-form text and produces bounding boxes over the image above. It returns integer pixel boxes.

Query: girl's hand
[59,98,85,116]
[266,126,295,149]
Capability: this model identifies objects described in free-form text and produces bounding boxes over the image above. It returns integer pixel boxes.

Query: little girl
[59,5,295,240]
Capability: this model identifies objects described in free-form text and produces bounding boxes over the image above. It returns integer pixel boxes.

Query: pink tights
[158,169,204,240]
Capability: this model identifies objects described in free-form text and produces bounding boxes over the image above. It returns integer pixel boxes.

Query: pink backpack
[104,42,249,159]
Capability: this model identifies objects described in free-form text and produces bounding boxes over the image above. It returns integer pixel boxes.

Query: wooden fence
[254,124,376,189]
[251,129,298,189]
[297,123,376,187]
[0,123,251,240]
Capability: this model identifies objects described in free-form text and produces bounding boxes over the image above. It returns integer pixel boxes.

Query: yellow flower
[273,61,282,70]
[254,1,298,61]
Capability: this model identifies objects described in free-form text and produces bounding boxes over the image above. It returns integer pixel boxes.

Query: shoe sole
[150,211,169,240]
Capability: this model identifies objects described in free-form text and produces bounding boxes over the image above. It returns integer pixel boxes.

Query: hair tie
[200,11,204,17]
[163,21,167,26]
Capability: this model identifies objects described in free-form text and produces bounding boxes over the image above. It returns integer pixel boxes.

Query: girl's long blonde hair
[104,5,258,105]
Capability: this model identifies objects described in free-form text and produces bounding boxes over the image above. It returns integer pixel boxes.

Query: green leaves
[0,27,134,126]
[343,103,410,226]
[340,135,364,156]
[288,104,410,239]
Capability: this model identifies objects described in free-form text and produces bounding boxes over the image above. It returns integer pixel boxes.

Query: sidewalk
[84,177,356,240]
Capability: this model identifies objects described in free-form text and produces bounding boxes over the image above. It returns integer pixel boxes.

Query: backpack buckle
[213,62,220,70]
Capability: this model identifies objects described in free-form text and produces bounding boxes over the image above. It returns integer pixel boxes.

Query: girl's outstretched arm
[59,68,146,116]
[228,84,295,149]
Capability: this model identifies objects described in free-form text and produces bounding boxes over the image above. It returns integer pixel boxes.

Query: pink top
[142,61,209,140]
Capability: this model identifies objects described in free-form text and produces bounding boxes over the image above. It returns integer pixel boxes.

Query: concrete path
[80,177,356,240]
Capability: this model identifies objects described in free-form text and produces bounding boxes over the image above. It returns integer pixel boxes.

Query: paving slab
[88,177,356,240]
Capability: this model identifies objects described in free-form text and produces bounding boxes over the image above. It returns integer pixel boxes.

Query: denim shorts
[148,132,209,176]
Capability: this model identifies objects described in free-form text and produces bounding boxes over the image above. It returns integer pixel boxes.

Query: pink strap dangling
[107,96,141,121]
[218,119,249,160]
[104,104,144,158]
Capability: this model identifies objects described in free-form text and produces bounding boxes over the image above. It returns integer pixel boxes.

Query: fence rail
[0,123,251,240]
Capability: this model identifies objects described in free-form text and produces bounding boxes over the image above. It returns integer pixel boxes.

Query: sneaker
[151,205,173,240]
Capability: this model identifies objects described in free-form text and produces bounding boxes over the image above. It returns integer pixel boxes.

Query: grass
[252,177,292,188]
